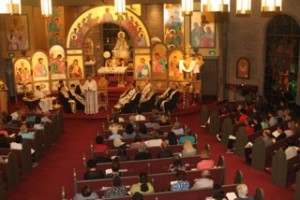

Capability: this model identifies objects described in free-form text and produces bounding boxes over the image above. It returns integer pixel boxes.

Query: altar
[97,66,128,87]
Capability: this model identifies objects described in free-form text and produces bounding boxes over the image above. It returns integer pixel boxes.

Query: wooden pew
[235,119,293,158]
[252,133,300,171]
[73,166,226,195]
[91,143,199,160]
[271,149,300,187]
[0,140,32,174]
[4,127,44,161]
[0,152,19,190]
[295,171,300,200]
[84,155,201,176]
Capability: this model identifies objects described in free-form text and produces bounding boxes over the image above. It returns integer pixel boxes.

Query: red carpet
[6,106,295,200]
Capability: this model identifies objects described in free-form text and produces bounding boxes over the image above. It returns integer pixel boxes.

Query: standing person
[84,75,98,115]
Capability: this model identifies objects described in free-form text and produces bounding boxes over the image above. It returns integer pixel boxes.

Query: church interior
[0,0,300,199]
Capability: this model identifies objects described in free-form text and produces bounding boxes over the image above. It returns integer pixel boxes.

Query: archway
[264,14,300,105]
[65,6,151,76]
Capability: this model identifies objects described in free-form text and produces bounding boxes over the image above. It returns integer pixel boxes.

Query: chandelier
[114,0,126,15]
[41,0,53,17]
[236,0,251,14]
[261,0,282,12]
[0,0,22,15]
[181,0,193,15]
[200,0,230,12]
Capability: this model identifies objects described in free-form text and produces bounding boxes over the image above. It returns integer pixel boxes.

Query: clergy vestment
[84,79,98,114]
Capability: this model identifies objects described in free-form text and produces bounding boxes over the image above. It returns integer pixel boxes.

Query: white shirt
[172,128,184,135]
[135,114,146,121]
[10,142,35,154]
[10,112,19,120]
[192,178,214,189]
[145,139,163,147]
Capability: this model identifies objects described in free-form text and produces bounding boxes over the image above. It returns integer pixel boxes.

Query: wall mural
[32,51,49,82]
[66,6,150,49]
[49,45,66,80]
[135,55,151,79]
[164,4,183,50]
[168,49,184,80]
[191,12,215,51]
[151,43,168,80]
[46,7,65,48]
[5,15,30,51]
[13,58,33,94]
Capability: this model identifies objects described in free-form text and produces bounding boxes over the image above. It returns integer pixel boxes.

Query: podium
[0,89,8,113]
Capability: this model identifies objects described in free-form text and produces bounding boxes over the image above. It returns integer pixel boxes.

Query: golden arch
[66,6,150,49]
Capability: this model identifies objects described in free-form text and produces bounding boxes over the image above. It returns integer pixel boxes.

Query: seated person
[156,82,173,109]
[138,124,148,138]
[10,107,22,121]
[197,150,214,170]
[73,185,99,200]
[122,85,141,113]
[34,85,54,113]
[172,122,184,135]
[93,135,108,151]
[75,79,86,99]
[135,109,146,121]
[165,131,178,145]
[139,91,157,113]
[132,192,144,200]
[41,112,52,123]
[169,154,186,172]
[149,123,163,136]
[140,79,153,103]
[160,82,180,113]
[134,145,152,160]
[117,144,130,161]
[171,170,190,191]
[69,84,85,110]
[108,127,122,140]
[182,140,197,157]
[123,123,136,139]
[58,84,76,114]
[192,170,214,189]
[144,131,163,147]
[178,128,196,144]
[104,176,127,199]
[157,141,173,158]
[113,138,125,149]
[235,184,254,200]
[118,81,136,106]
[271,125,286,142]
[159,115,170,126]
[130,172,154,195]
[105,158,122,178]
[84,159,104,180]
[33,116,44,130]
[19,123,34,139]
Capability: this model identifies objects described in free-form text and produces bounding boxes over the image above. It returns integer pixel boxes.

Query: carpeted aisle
[6,111,294,200]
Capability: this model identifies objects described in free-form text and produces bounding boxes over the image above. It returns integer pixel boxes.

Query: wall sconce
[41,0,53,17]
[114,0,126,15]
[201,0,230,12]
[0,0,22,15]
[236,0,251,14]
[261,0,282,12]
[182,0,194,15]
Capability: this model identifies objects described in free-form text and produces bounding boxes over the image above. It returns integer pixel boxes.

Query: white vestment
[84,79,98,114]
[34,90,55,113]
